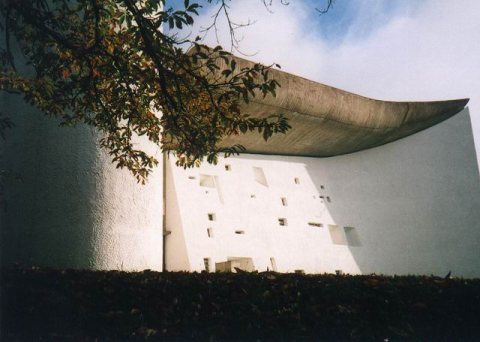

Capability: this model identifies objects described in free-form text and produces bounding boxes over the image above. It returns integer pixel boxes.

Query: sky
[167,0,480,162]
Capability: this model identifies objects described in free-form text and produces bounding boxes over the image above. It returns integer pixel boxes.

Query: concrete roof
[218,55,469,157]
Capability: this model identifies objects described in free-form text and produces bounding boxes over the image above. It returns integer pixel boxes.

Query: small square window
[329,225,347,245]
[225,164,232,171]
[278,218,288,226]
[250,194,256,198]
[294,177,300,184]
[208,213,216,221]
[320,185,325,189]
[281,197,288,206]
[344,226,361,246]
[200,174,216,188]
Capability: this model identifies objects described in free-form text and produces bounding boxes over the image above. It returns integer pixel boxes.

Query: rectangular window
[269,257,277,272]
[328,224,347,245]
[326,196,331,203]
[308,222,323,227]
[235,230,245,235]
[278,218,288,226]
[225,164,232,171]
[207,228,214,238]
[294,177,300,184]
[281,197,288,206]
[188,176,196,180]
[208,213,216,221]
[199,174,216,188]
[203,258,211,272]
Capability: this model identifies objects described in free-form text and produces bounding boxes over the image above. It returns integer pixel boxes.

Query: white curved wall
[0,93,164,271]
[166,109,480,277]
[2,91,478,276]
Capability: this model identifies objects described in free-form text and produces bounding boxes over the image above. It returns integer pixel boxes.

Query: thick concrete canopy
[218,55,469,157]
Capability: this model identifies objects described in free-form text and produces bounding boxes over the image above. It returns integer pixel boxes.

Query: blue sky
[165,0,480,162]
[166,0,420,45]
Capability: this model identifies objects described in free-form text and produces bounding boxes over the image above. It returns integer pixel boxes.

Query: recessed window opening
[278,218,288,226]
[320,185,325,189]
[188,176,196,180]
[208,213,216,221]
[326,196,331,203]
[250,194,256,198]
[294,177,300,184]
[344,226,362,246]
[207,228,214,238]
[200,175,224,203]
[308,222,323,228]
[225,164,232,171]
[281,197,288,206]
[235,230,245,235]
[199,174,216,188]
[253,167,268,187]
[269,257,277,272]
[329,224,347,245]
[203,258,211,272]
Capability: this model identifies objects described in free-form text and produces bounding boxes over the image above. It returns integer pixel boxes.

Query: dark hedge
[1,266,480,340]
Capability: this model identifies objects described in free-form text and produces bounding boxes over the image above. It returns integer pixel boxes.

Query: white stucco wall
[165,108,480,277]
[0,93,164,271]
[0,3,165,270]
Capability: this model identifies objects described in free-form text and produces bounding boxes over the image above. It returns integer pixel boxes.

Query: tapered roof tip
[217,53,469,157]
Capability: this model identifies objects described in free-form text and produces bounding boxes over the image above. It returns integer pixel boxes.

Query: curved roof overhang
[217,55,469,157]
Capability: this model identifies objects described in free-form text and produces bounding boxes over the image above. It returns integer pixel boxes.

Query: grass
[1,266,480,340]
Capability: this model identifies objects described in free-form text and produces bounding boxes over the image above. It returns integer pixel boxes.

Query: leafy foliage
[0,0,290,183]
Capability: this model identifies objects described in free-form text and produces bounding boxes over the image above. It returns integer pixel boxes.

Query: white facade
[165,108,480,277]
[2,96,479,276]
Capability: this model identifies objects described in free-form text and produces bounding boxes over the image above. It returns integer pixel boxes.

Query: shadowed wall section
[307,108,480,277]
[0,94,164,271]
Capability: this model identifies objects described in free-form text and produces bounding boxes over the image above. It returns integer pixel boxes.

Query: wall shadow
[1,95,101,269]
[304,109,480,277]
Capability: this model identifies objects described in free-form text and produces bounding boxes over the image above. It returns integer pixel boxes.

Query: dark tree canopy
[0,0,331,182]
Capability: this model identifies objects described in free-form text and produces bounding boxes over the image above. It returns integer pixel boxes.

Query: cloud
[191,0,480,158]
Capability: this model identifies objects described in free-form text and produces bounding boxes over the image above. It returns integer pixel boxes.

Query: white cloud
[192,0,480,159]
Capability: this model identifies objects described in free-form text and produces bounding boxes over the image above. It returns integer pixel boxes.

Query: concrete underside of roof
[217,55,469,157]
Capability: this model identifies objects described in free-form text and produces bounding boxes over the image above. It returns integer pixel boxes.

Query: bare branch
[316,0,335,15]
